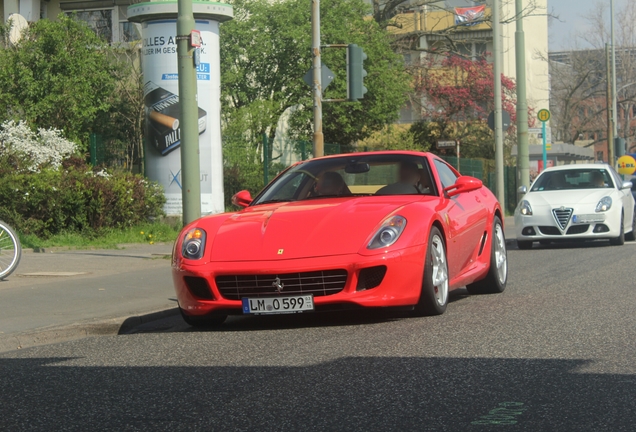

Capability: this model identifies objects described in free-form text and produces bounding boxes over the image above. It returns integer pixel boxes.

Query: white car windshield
[531,169,614,191]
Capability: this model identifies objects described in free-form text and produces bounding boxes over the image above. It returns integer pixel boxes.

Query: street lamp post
[610,0,618,163]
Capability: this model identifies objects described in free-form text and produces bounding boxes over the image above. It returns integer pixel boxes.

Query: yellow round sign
[537,109,551,122]
[617,155,636,175]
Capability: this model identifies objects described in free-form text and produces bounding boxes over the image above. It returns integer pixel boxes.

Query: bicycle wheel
[0,221,21,280]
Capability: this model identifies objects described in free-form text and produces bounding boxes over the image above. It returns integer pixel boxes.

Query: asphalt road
[1,240,635,431]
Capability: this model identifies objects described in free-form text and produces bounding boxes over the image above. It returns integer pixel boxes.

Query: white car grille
[552,208,573,230]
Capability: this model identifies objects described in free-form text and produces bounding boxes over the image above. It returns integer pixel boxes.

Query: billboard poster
[140,19,224,215]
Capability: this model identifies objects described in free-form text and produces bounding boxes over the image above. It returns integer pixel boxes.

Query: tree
[371,0,545,56]
[411,54,519,159]
[0,15,123,149]
[549,1,636,153]
[548,49,607,146]
[221,0,411,148]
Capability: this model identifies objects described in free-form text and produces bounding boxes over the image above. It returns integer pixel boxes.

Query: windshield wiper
[254,199,293,205]
[304,194,345,200]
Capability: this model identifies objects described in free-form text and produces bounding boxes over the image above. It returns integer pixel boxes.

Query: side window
[434,160,459,189]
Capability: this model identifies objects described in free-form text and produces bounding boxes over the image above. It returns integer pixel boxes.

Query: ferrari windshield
[252,154,436,205]
[531,168,615,191]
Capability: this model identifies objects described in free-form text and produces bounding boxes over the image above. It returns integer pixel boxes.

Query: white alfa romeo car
[515,163,636,249]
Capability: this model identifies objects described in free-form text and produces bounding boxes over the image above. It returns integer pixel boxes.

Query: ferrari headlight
[519,200,533,216]
[595,196,612,212]
[181,228,206,260]
[368,216,407,250]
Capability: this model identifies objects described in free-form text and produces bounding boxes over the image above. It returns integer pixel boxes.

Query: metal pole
[606,43,615,164]
[542,120,547,169]
[515,0,529,195]
[456,140,460,172]
[610,0,618,165]
[493,0,505,210]
[177,0,201,224]
[311,0,324,157]
[263,133,269,186]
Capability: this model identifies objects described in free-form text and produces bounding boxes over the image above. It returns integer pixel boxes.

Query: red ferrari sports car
[172,151,508,326]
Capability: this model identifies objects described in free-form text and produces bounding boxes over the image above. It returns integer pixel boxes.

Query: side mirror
[443,176,483,198]
[518,185,528,194]
[231,190,253,208]
[621,181,632,190]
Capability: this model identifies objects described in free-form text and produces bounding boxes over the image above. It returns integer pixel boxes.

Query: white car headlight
[518,200,533,216]
[368,216,407,249]
[595,196,612,212]
[182,228,206,259]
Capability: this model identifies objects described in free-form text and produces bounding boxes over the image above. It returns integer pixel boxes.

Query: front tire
[467,216,507,294]
[413,226,449,316]
[625,208,636,241]
[610,211,625,246]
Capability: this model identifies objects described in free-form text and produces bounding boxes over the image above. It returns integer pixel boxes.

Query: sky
[548,0,630,51]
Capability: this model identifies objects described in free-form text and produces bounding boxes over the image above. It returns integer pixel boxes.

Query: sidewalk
[0,243,178,352]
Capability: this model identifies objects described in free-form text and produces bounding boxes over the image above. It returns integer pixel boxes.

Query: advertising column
[128,1,233,215]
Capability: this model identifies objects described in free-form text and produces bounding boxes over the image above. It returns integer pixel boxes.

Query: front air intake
[356,266,387,291]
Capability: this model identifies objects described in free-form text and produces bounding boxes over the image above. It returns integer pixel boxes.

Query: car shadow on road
[511,239,619,250]
[123,291,471,335]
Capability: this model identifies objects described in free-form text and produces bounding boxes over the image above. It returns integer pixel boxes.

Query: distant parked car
[514,163,636,249]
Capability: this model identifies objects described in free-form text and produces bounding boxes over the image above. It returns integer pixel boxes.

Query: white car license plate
[572,214,605,224]
[242,295,314,315]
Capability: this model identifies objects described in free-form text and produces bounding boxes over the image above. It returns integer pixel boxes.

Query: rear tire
[467,216,507,295]
[179,307,227,328]
[610,211,625,246]
[517,240,533,250]
[625,208,636,241]
[413,226,448,316]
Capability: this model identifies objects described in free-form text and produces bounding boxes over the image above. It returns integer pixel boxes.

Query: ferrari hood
[205,197,420,261]
[526,189,613,207]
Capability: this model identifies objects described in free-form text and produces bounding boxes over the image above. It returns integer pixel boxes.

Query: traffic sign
[616,155,636,175]
[487,110,511,131]
[537,109,551,122]
[436,140,456,149]
[303,62,335,93]
[546,143,552,151]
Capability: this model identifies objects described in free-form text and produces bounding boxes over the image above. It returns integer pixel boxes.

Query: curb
[0,307,180,354]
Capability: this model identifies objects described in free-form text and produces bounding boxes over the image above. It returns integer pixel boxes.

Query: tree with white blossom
[0,120,77,173]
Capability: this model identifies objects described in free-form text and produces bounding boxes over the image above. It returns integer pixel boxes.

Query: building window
[66,6,140,44]
[596,151,604,161]
[118,5,140,42]
[73,10,113,42]
[40,1,48,19]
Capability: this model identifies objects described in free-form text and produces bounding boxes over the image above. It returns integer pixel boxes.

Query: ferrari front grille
[552,208,573,230]
[215,270,348,300]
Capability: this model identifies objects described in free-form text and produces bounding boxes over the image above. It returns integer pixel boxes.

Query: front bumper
[173,244,427,317]
[514,207,620,241]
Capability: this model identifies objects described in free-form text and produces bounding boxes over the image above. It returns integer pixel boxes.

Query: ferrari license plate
[242,295,314,315]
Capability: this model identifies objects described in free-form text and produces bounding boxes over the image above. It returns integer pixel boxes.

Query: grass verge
[19,221,181,250]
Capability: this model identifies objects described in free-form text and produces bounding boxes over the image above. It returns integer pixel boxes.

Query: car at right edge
[514,163,636,249]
